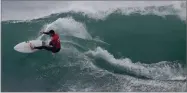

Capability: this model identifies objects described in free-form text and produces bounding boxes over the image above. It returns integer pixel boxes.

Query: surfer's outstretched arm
[42,32,50,35]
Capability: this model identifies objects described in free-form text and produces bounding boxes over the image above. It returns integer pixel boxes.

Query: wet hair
[49,30,55,34]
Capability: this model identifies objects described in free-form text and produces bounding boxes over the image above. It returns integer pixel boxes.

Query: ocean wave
[38,17,92,40]
[2,1,186,21]
[2,3,186,91]
[85,47,186,81]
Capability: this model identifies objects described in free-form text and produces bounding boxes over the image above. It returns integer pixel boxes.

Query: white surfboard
[14,40,44,53]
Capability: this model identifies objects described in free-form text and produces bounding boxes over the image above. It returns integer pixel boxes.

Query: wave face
[2,1,187,92]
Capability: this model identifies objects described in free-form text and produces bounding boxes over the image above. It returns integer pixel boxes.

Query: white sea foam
[2,1,186,21]
[85,47,186,80]
[37,17,92,40]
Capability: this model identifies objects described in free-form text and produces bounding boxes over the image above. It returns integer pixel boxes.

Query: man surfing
[30,30,61,53]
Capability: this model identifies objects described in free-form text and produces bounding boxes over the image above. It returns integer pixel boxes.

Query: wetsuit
[34,32,61,53]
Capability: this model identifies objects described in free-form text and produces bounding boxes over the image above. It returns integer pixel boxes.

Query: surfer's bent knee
[52,48,61,53]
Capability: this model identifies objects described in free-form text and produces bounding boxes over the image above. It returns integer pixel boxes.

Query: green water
[2,12,186,92]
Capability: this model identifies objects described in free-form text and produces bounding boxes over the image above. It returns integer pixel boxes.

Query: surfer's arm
[49,38,57,47]
[42,32,50,35]
[49,41,53,46]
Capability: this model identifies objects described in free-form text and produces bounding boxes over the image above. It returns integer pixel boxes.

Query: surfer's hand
[40,31,44,34]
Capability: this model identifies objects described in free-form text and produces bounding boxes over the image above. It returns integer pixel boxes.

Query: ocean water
[1,1,187,92]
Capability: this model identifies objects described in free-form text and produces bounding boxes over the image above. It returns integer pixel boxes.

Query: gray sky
[2,1,69,20]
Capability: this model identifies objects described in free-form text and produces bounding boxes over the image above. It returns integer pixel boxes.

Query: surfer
[30,30,61,53]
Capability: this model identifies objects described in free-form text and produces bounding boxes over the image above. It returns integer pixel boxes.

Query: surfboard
[14,40,44,53]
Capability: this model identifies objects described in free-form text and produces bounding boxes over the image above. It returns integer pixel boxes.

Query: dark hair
[49,30,55,34]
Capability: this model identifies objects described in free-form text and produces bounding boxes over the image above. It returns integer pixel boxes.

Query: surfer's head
[49,30,55,37]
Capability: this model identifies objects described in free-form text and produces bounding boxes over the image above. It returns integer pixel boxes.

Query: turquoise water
[2,12,187,92]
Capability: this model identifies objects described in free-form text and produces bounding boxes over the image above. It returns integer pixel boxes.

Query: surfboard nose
[14,40,43,53]
[14,42,25,52]
[14,45,18,50]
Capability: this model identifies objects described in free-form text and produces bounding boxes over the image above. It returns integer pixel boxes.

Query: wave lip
[2,1,186,21]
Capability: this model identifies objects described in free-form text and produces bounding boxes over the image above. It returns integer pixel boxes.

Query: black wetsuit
[34,32,61,53]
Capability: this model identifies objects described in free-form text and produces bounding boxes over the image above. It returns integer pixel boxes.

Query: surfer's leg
[34,46,54,52]
[43,46,54,52]
[52,48,61,53]
[34,45,58,53]
[33,46,45,50]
